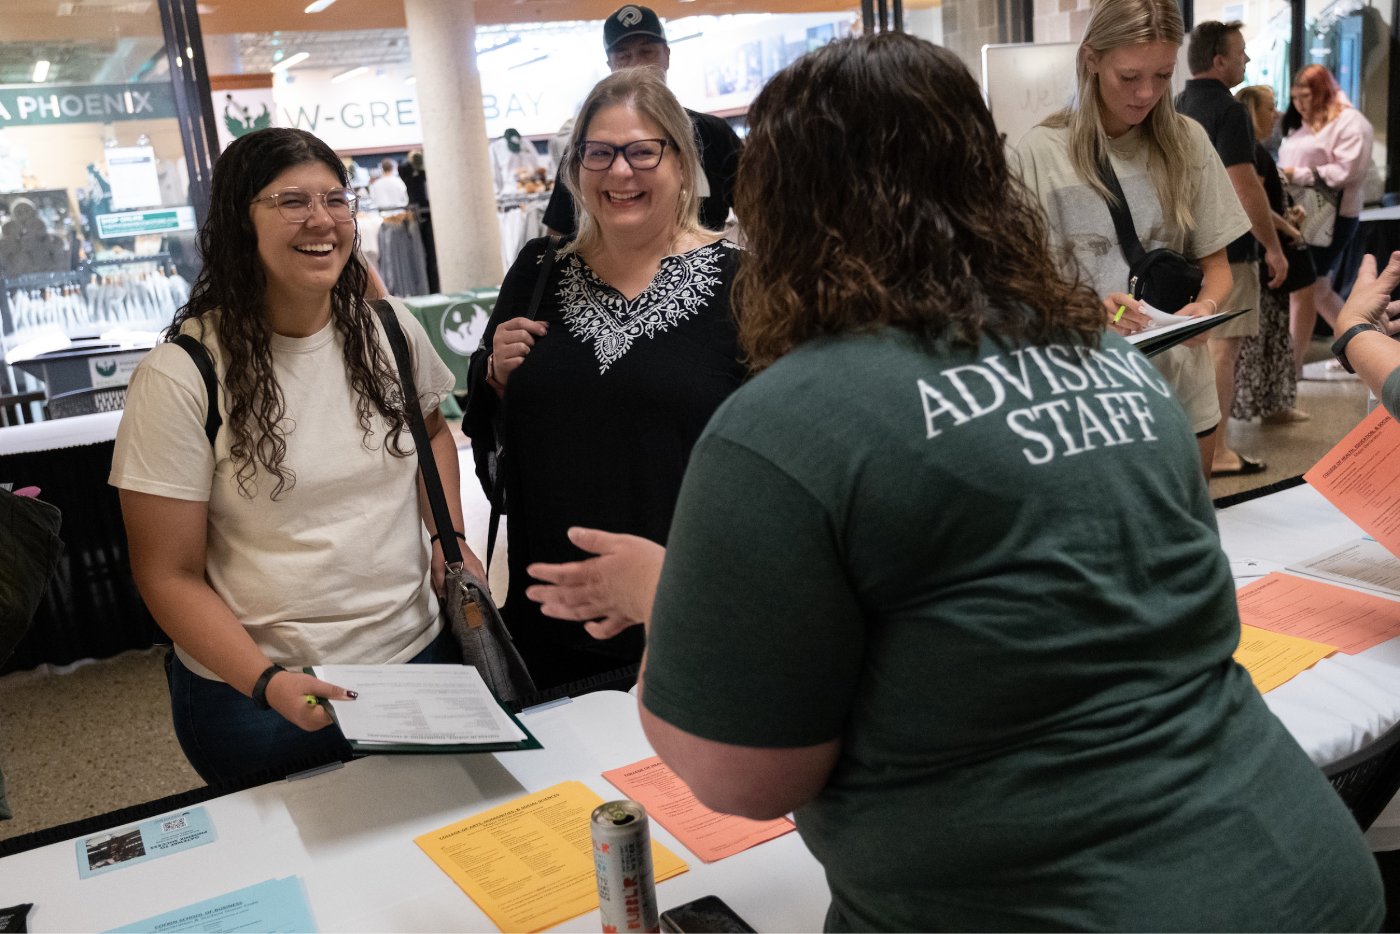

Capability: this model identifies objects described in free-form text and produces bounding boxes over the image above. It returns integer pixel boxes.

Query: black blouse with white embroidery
[476,236,744,687]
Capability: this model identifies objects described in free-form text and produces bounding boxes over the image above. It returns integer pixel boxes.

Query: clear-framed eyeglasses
[577,138,671,172]
[250,187,358,224]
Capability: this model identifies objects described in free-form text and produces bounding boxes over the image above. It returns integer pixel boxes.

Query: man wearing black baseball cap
[543,4,742,236]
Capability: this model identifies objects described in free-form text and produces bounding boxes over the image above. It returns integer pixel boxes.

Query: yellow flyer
[415,780,687,933]
[1233,622,1337,694]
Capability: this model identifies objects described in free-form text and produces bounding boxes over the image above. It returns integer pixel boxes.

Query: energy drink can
[591,799,659,933]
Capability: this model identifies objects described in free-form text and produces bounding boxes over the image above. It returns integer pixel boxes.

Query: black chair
[1325,718,1400,832]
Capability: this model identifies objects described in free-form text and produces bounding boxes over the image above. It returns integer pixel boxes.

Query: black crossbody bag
[1097,159,1203,313]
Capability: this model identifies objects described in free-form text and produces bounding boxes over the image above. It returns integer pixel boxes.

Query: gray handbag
[373,301,536,707]
[1286,180,1340,248]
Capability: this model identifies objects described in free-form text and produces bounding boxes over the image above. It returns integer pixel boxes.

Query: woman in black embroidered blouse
[464,68,744,691]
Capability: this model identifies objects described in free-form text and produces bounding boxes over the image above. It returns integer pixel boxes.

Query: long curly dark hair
[734,33,1104,371]
[167,128,408,499]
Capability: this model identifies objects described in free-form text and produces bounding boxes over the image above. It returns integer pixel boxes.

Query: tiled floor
[0,345,1375,843]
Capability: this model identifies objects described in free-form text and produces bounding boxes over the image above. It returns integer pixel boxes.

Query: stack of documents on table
[1227,409,1400,694]
[310,664,539,754]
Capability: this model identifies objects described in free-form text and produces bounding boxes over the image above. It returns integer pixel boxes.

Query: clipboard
[1126,307,1250,357]
[304,664,543,755]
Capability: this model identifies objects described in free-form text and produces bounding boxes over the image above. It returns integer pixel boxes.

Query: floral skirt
[1231,272,1297,421]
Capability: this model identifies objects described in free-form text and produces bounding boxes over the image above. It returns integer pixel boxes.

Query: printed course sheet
[1305,405,1400,558]
[415,780,687,933]
[311,664,525,745]
[1236,572,1400,654]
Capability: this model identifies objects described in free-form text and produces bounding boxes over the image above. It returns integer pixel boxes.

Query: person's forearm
[1343,329,1400,402]
[1197,251,1233,309]
[139,571,272,696]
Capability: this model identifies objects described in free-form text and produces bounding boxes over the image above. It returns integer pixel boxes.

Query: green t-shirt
[643,328,1381,931]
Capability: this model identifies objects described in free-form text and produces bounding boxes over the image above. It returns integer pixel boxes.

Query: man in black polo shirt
[1177,20,1287,477]
[543,5,742,236]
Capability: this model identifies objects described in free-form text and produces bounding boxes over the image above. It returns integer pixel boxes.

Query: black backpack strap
[1095,157,1148,267]
[171,334,220,449]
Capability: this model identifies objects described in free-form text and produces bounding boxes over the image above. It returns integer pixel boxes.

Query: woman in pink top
[1278,63,1374,354]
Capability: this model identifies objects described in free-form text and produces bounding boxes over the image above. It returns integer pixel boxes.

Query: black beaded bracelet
[430,530,467,545]
[251,663,286,710]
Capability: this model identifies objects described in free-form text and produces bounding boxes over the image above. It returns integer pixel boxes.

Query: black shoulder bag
[1097,159,1203,313]
[374,300,536,706]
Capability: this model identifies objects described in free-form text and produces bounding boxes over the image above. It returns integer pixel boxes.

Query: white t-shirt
[109,299,456,680]
[1012,118,1249,433]
[369,173,409,210]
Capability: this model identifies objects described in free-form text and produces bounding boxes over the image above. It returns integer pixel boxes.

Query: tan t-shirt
[109,299,456,680]
[1012,118,1250,433]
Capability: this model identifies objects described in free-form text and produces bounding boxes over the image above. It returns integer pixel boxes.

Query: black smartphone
[659,895,756,933]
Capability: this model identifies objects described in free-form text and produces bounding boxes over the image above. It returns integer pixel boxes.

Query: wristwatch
[1331,322,1383,374]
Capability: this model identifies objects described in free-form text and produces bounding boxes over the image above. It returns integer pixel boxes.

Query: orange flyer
[1236,572,1400,654]
[1305,405,1400,558]
[602,756,795,863]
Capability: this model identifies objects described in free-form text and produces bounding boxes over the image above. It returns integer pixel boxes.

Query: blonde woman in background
[1013,0,1247,481]
[1232,84,1312,421]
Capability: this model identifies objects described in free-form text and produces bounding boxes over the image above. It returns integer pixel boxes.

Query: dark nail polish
[347,690,359,699]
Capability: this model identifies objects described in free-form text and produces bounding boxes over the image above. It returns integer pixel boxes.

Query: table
[0,411,154,674]
[1334,203,1400,299]
[402,290,499,418]
[0,691,829,933]
[1215,480,1400,845]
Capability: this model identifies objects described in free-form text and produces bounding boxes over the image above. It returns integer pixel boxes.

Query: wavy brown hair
[167,128,408,499]
[735,33,1103,371]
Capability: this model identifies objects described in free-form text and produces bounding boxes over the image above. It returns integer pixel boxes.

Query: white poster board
[982,41,1195,148]
[106,145,161,210]
[981,42,1078,147]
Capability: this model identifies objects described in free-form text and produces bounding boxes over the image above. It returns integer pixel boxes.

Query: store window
[2,1,204,423]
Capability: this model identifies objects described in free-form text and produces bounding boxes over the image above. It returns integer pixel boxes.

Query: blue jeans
[167,624,461,786]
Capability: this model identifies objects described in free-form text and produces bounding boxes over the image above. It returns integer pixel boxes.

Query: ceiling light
[331,66,369,84]
[405,76,417,85]
[304,0,337,11]
[32,60,50,82]
[270,52,310,72]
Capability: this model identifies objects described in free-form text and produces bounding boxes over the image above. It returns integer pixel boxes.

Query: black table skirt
[1,440,158,674]
[1334,215,1400,302]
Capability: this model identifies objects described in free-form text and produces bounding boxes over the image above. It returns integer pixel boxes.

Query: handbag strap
[373,299,466,568]
[486,236,561,568]
[1095,157,1148,267]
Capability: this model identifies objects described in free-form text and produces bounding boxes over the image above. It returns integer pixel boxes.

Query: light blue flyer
[106,876,318,933]
[76,807,217,879]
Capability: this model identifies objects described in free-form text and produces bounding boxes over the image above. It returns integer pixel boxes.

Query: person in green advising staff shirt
[523,32,1382,932]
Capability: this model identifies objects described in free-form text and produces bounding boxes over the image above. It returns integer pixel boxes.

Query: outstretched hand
[526,528,665,640]
[1337,251,1400,337]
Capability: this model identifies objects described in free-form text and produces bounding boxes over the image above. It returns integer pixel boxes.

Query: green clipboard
[304,666,543,755]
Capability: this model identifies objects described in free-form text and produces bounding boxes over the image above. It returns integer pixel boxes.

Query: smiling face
[577,102,682,245]
[250,160,353,319]
[1088,40,1179,137]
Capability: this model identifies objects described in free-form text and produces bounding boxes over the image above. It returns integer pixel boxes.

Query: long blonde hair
[560,68,707,257]
[1043,0,1198,233]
